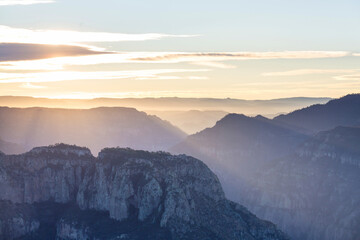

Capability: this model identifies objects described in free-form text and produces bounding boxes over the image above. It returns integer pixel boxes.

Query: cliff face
[0,144,287,240]
[239,127,360,240]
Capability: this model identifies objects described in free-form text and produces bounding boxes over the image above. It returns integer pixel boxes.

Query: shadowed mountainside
[242,126,360,240]
[171,94,360,240]
[172,113,308,183]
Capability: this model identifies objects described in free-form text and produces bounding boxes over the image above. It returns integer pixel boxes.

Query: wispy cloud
[0,51,350,71]
[130,51,349,62]
[191,61,236,69]
[0,0,54,5]
[353,53,360,57]
[0,43,109,61]
[262,69,357,77]
[20,82,47,89]
[0,53,147,70]
[0,25,196,46]
[0,69,208,83]
[333,74,360,81]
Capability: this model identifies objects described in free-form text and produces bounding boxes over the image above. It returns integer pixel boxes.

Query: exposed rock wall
[0,145,287,240]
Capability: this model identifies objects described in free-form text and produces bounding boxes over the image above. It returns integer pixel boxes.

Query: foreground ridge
[0,144,287,240]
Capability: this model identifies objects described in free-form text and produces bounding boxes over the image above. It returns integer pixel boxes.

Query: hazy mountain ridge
[172,113,308,179]
[0,96,332,134]
[171,94,360,240]
[0,107,186,154]
[0,144,288,240]
[274,94,360,133]
[0,95,331,113]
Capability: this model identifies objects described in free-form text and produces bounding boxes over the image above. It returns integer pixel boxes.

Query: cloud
[353,53,360,57]
[262,69,357,77]
[0,25,196,45]
[20,82,47,89]
[0,69,209,83]
[333,74,360,81]
[0,53,146,70]
[0,0,54,5]
[0,26,196,63]
[191,61,236,69]
[0,43,109,61]
[0,51,350,71]
[130,51,349,62]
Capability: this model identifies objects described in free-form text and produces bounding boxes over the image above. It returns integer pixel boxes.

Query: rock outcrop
[0,144,287,240]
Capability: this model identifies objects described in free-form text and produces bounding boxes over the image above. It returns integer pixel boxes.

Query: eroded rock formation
[0,144,287,240]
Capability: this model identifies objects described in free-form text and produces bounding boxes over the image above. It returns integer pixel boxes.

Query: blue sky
[0,0,359,99]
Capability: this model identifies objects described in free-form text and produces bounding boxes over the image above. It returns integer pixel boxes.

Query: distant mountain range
[171,94,360,240]
[0,95,331,114]
[0,107,186,154]
[0,95,331,134]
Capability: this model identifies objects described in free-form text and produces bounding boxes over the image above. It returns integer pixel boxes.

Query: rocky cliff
[241,126,360,240]
[0,144,287,240]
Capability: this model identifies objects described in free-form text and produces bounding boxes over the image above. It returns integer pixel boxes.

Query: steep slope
[172,114,308,200]
[0,107,186,154]
[274,94,360,133]
[171,112,360,239]
[242,126,360,240]
[0,144,287,240]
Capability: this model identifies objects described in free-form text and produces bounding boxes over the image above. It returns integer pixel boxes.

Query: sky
[0,0,359,99]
